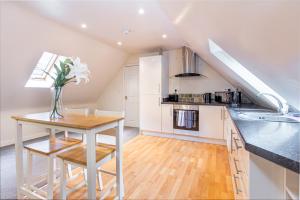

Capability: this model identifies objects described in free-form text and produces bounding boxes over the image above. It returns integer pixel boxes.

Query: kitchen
[1,1,299,200]
[138,47,299,199]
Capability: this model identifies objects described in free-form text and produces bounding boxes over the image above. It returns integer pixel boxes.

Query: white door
[124,66,139,127]
[198,106,224,139]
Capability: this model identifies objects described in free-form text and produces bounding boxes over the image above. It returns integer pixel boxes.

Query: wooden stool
[24,137,81,199]
[57,144,117,199]
[94,110,125,193]
[64,107,89,177]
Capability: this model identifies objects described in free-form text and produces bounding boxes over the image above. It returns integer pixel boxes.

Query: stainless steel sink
[237,112,300,123]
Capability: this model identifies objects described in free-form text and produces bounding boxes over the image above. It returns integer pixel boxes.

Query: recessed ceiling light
[117,41,122,46]
[162,34,167,39]
[81,24,87,29]
[138,8,145,15]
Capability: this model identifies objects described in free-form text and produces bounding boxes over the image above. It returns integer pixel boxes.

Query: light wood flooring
[54,135,233,199]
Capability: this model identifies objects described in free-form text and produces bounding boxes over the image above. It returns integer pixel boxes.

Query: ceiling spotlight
[138,8,145,15]
[162,34,167,39]
[117,41,123,46]
[81,24,87,29]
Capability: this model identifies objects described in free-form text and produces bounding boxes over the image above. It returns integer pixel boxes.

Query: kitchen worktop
[228,107,300,174]
[163,101,300,173]
[161,101,228,106]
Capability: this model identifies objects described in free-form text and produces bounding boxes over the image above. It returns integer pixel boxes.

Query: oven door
[173,105,199,131]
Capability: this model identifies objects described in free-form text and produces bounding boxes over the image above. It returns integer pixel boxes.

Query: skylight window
[208,39,288,109]
[25,52,66,88]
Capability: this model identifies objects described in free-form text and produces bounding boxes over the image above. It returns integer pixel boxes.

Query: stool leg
[60,159,67,200]
[26,150,32,186]
[47,155,54,199]
[84,168,87,183]
[67,164,73,177]
[53,158,57,182]
[64,130,69,138]
[97,170,104,190]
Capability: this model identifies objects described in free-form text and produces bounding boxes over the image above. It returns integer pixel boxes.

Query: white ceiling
[18,0,184,53]
[5,0,300,110]
[159,0,300,109]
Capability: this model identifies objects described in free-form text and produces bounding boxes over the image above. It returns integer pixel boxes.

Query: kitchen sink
[237,112,300,123]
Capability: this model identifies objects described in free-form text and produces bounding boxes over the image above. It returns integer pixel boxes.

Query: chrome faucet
[257,93,289,115]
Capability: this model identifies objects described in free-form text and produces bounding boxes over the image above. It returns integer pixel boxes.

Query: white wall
[96,53,157,111]
[0,2,128,111]
[169,62,233,94]
[0,3,128,146]
[160,1,300,110]
[97,51,233,113]
[0,102,96,147]
[96,69,125,112]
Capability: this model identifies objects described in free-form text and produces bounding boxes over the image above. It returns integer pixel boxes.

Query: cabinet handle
[234,138,242,150]
[230,130,235,153]
[221,109,223,120]
[158,97,160,106]
[233,158,242,174]
[233,175,242,194]
[158,84,160,93]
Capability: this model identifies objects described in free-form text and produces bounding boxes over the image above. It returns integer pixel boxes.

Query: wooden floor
[53,135,234,199]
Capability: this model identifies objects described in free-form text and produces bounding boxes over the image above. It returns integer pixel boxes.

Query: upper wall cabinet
[168,48,183,78]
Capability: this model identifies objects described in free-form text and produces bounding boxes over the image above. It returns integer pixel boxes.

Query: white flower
[66,57,90,85]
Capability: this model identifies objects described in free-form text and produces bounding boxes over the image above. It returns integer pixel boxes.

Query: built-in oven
[173,105,199,131]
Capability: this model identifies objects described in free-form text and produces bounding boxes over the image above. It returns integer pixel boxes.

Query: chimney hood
[175,46,206,77]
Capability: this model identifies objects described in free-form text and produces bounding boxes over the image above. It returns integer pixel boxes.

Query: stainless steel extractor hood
[175,46,206,77]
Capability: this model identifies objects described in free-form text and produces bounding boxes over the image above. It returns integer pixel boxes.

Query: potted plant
[46,57,90,119]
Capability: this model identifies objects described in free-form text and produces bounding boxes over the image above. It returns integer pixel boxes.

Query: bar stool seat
[24,137,82,156]
[57,144,117,199]
[57,144,115,166]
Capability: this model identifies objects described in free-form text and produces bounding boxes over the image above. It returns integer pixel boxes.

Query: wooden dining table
[12,112,124,199]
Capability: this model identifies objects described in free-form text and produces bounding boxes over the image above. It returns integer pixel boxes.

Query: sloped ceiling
[0,2,128,110]
[18,1,184,53]
[1,1,299,111]
[159,0,300,109]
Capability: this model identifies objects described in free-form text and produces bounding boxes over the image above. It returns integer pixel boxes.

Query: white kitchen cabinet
[139,94,161,132]
[139,55,162,95]
[161,104,173,133]
[139,55,168,133]
[198,106,224,139]
[225,110,291,200]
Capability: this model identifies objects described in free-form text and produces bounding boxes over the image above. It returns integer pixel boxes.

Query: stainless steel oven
[173,105,199,131]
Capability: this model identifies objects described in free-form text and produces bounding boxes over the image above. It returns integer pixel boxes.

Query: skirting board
[0,131,49,147]
[142,131,226,145]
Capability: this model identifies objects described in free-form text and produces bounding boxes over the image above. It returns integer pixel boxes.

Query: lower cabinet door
[161,104,173,133]
[140,94,162,132]
[198,106,224,139]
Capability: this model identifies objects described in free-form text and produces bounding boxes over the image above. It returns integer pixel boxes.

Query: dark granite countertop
[161,101,228,106]
[163,101,299,173]
[228,107,300,174]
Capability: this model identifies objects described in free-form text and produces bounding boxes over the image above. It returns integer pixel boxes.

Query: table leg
[116,120,124,199]
[47,155,54,199]
[15,122,24,198]
[86,131,96,199]
[49,128,55,140]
